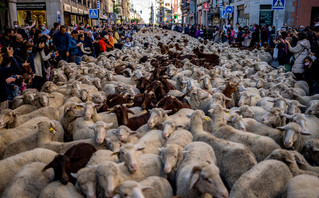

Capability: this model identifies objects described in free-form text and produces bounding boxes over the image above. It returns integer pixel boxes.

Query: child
[76,34,91,65]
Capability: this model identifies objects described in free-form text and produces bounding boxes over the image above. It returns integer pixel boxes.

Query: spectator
[84,31,95,57]
[105,29,114,51]
[50,22,60,37]
[250,24,260,47]
[0,47,22,110]
[99,34,107,53]
[0,29,14,47]
[32,36,50,90]
[286,32,311,80]
[53,25,70,61]
[123,37,132,49]
[77,34,91,65]
[41,24,50,36]
[69,30,79,63]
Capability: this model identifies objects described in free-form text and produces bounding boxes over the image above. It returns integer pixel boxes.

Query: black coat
[0,57,22,102]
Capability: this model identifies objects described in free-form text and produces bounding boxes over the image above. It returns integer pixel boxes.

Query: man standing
[53,25,70,62]
[50,22,60,37]
[41,24,50,36]
[69,30,79,63]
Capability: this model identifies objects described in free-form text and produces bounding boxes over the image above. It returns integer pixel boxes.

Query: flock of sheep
[0,27,319,198]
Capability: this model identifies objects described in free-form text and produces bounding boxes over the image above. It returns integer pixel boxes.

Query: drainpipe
[296,0,300,27]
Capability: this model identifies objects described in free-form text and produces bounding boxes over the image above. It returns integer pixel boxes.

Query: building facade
[181,0,319,27]
[8,0,117,29]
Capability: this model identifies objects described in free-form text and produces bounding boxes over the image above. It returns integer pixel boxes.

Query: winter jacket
[0,57,22,102]
[69,37,78,55]
[289,39,311,74]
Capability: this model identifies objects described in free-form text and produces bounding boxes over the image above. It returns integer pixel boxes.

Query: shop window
[78,0,82,3]
[17,10,47,27]
[259,5,273,26]
[83,0,87,6]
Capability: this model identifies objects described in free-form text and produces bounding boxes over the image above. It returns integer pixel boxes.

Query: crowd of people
[161,18,319,95]
[1,18,319,109]
[0,22,139,109]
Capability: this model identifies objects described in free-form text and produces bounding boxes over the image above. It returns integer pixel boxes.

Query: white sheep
[176,142,228,198]
[283,175,319,198]
[0,148,57,194]
[209,104,281,162]
[113,176,173,198]
[38,181,84,198]
[230,160,293,198]
[0,116,50,158]
[3,120,64,158]
[1,162,54,198]
[162,120,193,147]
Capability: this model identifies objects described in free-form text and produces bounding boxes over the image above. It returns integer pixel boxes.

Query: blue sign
[219,2,223,8]
[273,0,285,10]
[222,9,228,19]
[89,9,98,19]
[97,1,100,9]
[225,5,233,14]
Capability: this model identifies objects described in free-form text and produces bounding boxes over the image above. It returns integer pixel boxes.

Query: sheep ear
[293,154,306,165]
[112,151,120,156]
[141,186,153,192]
[190,167,201,189]
[312,147,319,152]
[186,114,192,118]
[42,162,53,172]
[208,109,214,114]
[130,131,137,135]
[70,173,78,179]
[158,147,164,153]
[164,110,172,115]
[301,130,311,136]
[276,126,287,131]
[105,122,114,129]
[127,110,135,115]
[88,125,94,130]
[112,194,120,198]
[137,146,145,151]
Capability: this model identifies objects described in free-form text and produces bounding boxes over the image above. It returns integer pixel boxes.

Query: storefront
[17,2,47,27]
[259,5,273,26]
[237,5,245,27]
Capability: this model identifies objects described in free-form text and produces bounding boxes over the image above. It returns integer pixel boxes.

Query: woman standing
[286,32,311,81]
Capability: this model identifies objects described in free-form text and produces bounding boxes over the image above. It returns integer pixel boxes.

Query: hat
[108,28,113,32]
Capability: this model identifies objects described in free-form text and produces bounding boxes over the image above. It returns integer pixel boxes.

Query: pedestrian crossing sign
[272,0,285,10]
[89,9,98,19]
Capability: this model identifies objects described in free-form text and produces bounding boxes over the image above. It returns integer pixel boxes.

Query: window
[78,0,81,3]
[83,0,86,6]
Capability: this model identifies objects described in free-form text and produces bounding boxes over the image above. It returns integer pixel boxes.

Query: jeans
[57,51,68,62]
[76,56,82,65]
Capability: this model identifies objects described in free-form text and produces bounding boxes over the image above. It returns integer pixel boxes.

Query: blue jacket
[69,37,78,55]
[53,32,70,52]
[0,57,22,102]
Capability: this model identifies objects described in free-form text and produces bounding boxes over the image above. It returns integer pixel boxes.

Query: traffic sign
[203,3,209,9]
[97,1,100,9]
[219,2,223,8]
[89,9,98,19]
[57,11,61,23]
[272,0,285,10]
[225,5,233,14]
[222,9,228,19]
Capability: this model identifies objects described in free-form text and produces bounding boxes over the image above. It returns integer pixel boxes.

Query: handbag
[290,46,306,66]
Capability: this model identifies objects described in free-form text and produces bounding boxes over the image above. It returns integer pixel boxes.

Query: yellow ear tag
[109,99,113,102]
[49,127,54,133]
[226,109,230,113]
[42,166,46,171]
[205,117,210,121]
[77,106,82,109]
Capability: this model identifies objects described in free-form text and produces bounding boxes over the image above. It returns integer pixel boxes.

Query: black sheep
[42,143,96,185]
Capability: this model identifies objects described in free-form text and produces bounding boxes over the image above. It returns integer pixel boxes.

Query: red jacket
[99,39,106,52]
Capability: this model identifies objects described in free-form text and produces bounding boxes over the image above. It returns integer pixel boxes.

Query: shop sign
[72,6,78,14]
[64,4,71,12]
[17,2,46,10]
[79,9,84,14]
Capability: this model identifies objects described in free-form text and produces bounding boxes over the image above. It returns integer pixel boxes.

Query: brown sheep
[42,143,96,185]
